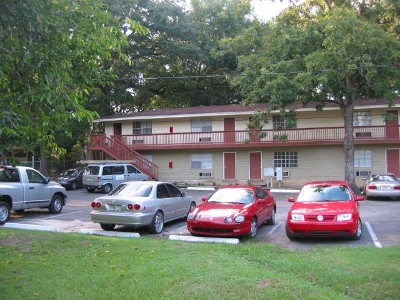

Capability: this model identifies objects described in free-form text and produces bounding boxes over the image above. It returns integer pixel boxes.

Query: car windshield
[370,174,398,182]
[297,185,351,202]
[109,183,153,197]
[87,166,100,175]
[208,188,254,204]
[61,169,78,176]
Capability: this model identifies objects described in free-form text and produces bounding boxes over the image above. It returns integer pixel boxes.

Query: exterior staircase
[89,135,159,180]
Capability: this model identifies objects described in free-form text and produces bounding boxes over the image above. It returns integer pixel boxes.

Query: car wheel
[71,182,77,190]
[102,184,112,194]
[148,210,164,234]
[352,218,362,240]
[266,208,276,225]
[86,187,96,193]
[248,218,258,238]
[48,194,64,214]
[285,224,295,240]
[100,223,116,231]
[0,201,11,225]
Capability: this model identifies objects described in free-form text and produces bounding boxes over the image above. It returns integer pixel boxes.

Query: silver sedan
[362,173,400,199]
[90,181,196,233]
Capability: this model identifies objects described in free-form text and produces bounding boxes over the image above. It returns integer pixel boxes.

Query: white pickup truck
[0,165,67,225]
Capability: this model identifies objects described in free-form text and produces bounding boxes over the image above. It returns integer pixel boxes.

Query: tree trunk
[40,143,48,176]
[339,101,359,193]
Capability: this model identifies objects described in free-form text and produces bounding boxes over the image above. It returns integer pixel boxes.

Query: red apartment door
[113,123,122,141]
[385,110,399,140]
[224,118,235,144]
[249,152,262,179]
[224,152,236,179]
[387,149,400,177]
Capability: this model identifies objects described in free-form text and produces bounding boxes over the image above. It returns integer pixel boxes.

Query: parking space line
[365,221,382,248]
[43,211,83,219]
[266,222,282,235]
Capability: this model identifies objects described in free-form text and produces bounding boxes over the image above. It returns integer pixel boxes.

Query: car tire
[48,194,64,214]
[0,201,11,225]
[71,182,77,190]
[285,223,295,240]
[86,187,96,193]
[266,208,276,225]
[248,217,258,238]
[148,210,164,234]
[102,184,112,194]
[352,218,362,240]
[100,223,116,231]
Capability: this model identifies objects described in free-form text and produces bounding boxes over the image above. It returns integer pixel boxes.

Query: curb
[3,223,57,232]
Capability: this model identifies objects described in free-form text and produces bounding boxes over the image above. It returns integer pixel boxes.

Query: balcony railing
[90,125,400,151]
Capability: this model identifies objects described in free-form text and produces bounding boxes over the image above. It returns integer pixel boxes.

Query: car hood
[290,201,356,214]
[57,176,76,180]
[193,202,250,217]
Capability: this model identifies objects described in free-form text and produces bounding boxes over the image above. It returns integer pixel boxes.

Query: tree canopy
[229,0,400,190]
[0,0,146,169]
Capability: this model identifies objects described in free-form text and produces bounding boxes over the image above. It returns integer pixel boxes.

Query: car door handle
[29,187,34,189]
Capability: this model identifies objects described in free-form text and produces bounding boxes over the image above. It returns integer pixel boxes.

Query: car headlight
[225,217,233,223]
[234,215,245,223]
[187,212,195,220]
[291,214,305,221]
[337,213,352,221]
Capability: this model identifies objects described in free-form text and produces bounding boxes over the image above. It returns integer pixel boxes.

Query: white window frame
[354,150,372,167]
[191,154,213,169]
[273,151,298,168]
[191,119,212,132]
[353,111,371,126]
[132,121,152,134]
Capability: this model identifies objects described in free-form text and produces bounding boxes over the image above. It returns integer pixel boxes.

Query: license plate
[107,205,121,212]
[380,185,390,190]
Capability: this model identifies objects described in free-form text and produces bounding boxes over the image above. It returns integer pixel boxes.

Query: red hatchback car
[187,185,276,238]
[286,181,365,240]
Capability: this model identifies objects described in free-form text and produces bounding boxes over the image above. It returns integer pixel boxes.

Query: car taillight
[394,186,400,190]
[91,201,101,208]
[368,185,377,190]
[127,204,141,210]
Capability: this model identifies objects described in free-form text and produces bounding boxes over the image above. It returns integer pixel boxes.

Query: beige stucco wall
[103,108,398,137]
[138,144,397,189]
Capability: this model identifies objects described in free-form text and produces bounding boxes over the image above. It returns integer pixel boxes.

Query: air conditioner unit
[199,137,212,142]
[355,132,371,138]
[199,172,213,178]
[356,170,371,177]
[274,171,290,178]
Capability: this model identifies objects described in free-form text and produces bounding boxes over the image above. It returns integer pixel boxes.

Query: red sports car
[187,185,276,238]
[286,181,365,240]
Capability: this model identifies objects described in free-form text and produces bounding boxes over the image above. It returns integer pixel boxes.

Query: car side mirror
[288,197,295,202]
[355,195,365,201]
[201,196,209,202]
[256,198,265,204]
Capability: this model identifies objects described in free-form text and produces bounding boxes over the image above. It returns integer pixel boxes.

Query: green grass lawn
[1,228,399,299]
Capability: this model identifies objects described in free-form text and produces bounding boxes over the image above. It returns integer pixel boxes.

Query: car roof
[219,185,259,190]
[371,173,395,176]
[124,181,171,185]
[303,180,349,186]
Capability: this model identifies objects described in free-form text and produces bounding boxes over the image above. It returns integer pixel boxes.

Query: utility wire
[131,64,399,81]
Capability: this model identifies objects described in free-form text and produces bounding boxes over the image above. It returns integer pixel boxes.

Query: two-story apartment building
[87,98,400,188]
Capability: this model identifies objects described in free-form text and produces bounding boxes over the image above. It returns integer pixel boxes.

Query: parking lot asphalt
[2,187,400,250]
